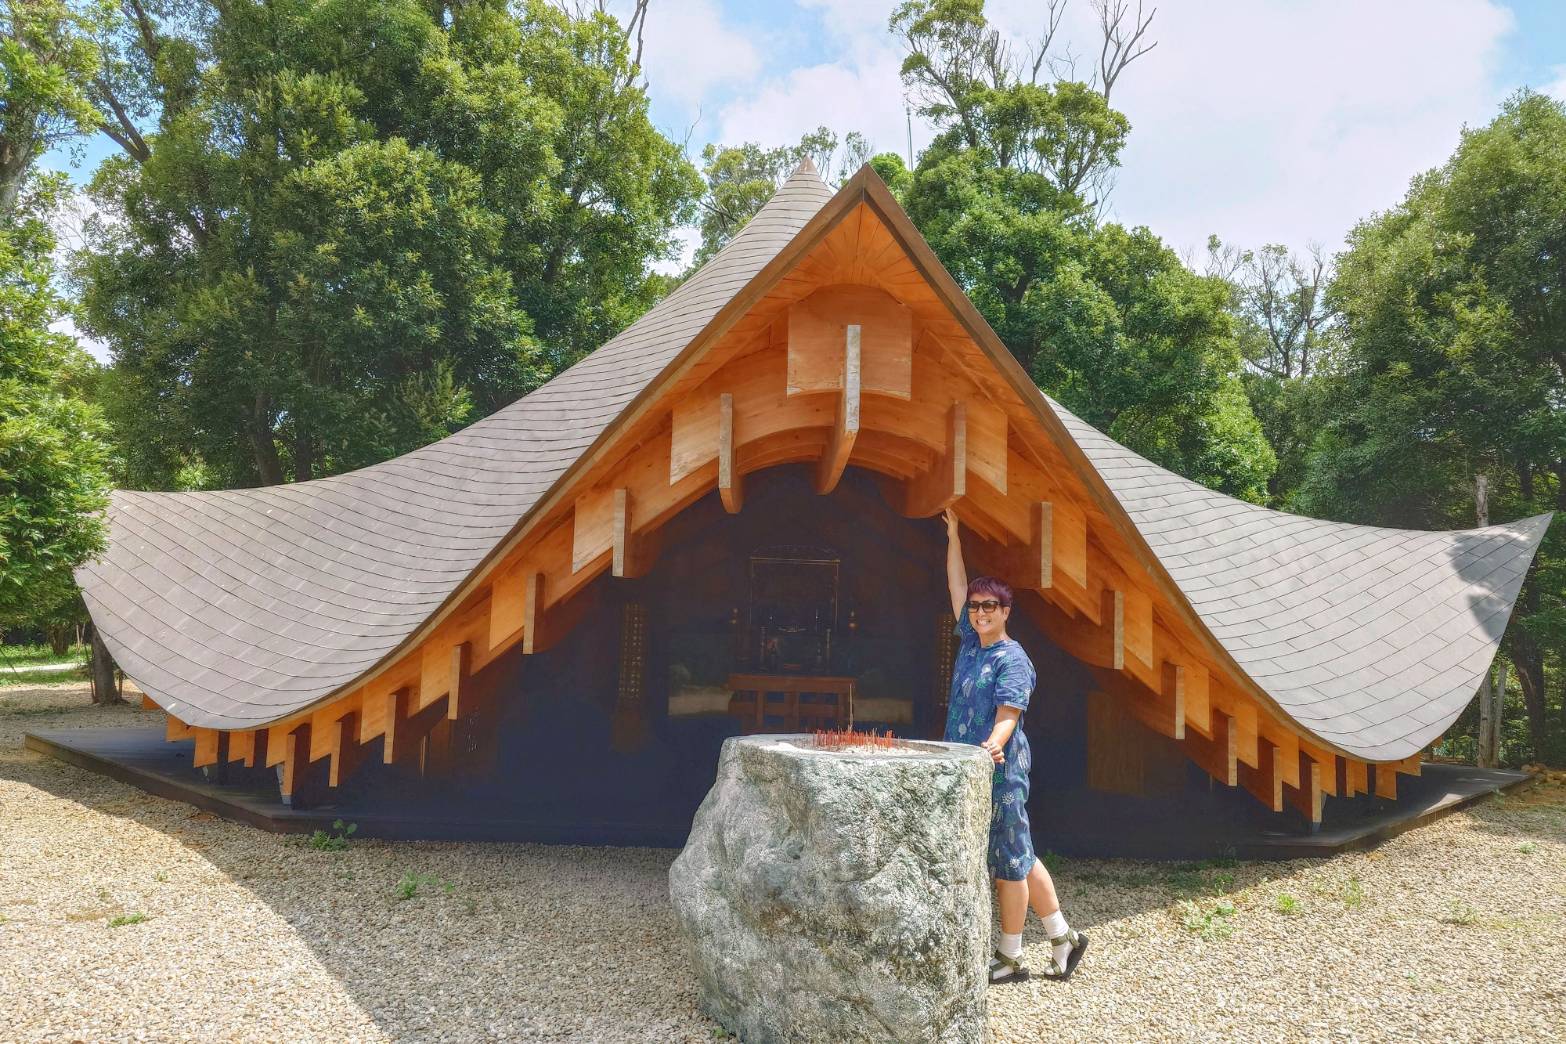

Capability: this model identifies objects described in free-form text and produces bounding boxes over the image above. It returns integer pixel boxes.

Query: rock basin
[669,734,992,1044]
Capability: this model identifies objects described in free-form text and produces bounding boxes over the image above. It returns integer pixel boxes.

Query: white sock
[999,931,1023,960]
[1040,911,1073,969]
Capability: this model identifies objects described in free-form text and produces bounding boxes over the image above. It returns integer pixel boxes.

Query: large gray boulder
[669,734,992,1044]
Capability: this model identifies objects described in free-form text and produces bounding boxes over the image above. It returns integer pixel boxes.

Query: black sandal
[1040,930,1089,982]
[988,948,1030,985]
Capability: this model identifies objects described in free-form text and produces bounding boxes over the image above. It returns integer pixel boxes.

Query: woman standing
[942,507,1088,984]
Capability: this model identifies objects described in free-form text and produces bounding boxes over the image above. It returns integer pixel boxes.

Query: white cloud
[663,0,1524,269]
[714,48,922,169]
[633,0,761,108]
[1545,64,1566,102]
[1102,0,1517,256]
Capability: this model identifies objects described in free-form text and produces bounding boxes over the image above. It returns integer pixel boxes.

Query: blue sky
[44,0,1566,333]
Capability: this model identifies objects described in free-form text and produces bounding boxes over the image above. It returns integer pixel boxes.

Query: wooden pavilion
[75,162,1550,837]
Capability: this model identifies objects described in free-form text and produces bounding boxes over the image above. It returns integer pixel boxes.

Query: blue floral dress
[943,609,1037,882]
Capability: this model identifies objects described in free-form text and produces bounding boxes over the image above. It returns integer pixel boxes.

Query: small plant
[1518,841,1538,855]
[395,872,446,901]
[1178,898,1234,941]
[1342,876,1365,910]
[1274,893,1301,916]
[153,871,168,884]
[108,913,148,928]
[1439,899,1479,927]
[309,819,358,851]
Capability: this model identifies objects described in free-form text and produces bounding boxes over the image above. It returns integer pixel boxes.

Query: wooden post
[815,324,860,494]
[904,401,966,516]
[1477,670,1494,769]
[719,392,742,513]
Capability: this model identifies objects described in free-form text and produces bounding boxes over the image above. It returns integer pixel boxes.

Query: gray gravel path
[2,683,1563,1043]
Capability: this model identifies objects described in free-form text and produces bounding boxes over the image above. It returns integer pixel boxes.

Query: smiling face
[967,598,1011,644]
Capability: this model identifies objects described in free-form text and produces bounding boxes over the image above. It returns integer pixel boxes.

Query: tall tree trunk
[294,428,313,483]
[1510,615,1548,762]
[90,627,123,706]
[249,391,284,485]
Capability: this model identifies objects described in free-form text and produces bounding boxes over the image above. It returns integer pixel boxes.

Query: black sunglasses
[966,599,1007,614]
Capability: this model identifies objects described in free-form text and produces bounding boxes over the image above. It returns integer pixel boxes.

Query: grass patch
[107,913,148,928]
[0,641,88,665]
[308,819,357,852]
[1342,875,1365,910]
[0,666,90,690]
[1167,863,1239,898]
[1517,841,1539,855]
[1274,893,1301,916]
[395,872,454,901]
[1178,898,1236,941]
[1439,899,1479,927]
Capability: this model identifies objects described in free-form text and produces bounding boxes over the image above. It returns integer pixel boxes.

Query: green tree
[692,126,871,267]
[73,0,699,488]
[891,0,1273,500]
[0,0,102,212]
[0,171,112,628]
[1206,238,1337,504]
[1300,91,1566,761]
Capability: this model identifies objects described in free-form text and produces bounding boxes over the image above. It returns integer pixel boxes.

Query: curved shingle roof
[77,163,1549,764]
[77,165,838,731]
[1052,401,1549,761]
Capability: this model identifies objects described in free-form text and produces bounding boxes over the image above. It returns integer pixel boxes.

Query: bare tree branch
[1094,0,1156,101]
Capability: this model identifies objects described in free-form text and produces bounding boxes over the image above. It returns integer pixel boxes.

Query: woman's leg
[1026,857,1060,919]
[995,877,1029,935]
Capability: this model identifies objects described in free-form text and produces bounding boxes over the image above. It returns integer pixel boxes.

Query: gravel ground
[2,683,1563,1043]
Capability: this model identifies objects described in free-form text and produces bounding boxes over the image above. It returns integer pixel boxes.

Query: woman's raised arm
[943,507,967,620]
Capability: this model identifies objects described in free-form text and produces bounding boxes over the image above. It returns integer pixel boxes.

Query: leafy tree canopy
[0,172,111,626]
[73,0,701,488]
[891,0,1273,501]
[1299,90,1566,757]
[692,126,870,268]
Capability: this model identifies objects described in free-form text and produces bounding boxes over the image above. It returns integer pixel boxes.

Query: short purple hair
[966,576,1013,607]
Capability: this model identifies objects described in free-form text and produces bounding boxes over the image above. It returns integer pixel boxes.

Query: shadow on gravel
[0,685,1467,1041]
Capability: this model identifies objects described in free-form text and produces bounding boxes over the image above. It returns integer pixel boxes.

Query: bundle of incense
[807,727,904,751]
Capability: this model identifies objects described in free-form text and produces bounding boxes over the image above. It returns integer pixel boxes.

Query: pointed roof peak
[787,156,826,184]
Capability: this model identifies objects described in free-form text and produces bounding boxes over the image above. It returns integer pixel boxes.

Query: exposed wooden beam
[1372,762,1399,800]
[786,284,912,399]
[384,687,447,766]
[611,487,656,578]
[1123,587,1153,669]
[1161,662,1188,741]
[446,642,471,721]
[1104,589,1125,671]
[904,401,966,516]
[1238,739,1284,813]
[719,392,742,513]
[140,694,158,711]
[521,570,544,655]
[165,714,195,742]
[489,561,528,649]
[279,724,311,807]
[1342,757,1369,798]
[1050,498,1088,589]
[815,324,860,494]
[328,711,364,789]
[192,728,220,769]
[1286,751,1324,825]
[380,685,412,764]
[1181,660,1212,736]
[1185,710,1237,787]
[227,729,261,767]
